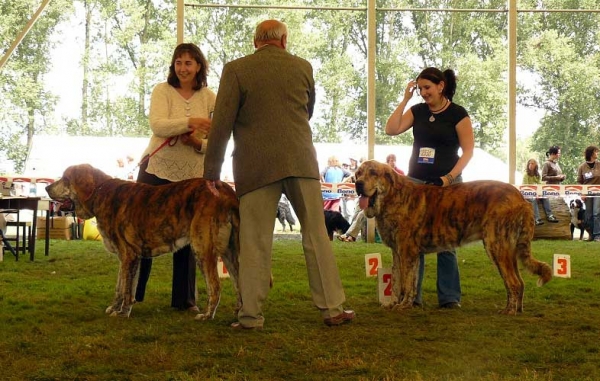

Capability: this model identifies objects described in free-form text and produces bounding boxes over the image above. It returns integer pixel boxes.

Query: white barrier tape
[517,184,600,198]
[3,176,599,198]
[320,183,600,198]
[0,177,57,185]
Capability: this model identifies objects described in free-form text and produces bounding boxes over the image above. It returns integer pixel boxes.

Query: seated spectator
[577,145,600,241]
[340,159,354,220]
[523,158,556,226]
[321,156,351,212]
[338,155,404,242]
[337,208,366,242]
[385,153,405,175]
[115,154,138,180]
[540,145,564,222]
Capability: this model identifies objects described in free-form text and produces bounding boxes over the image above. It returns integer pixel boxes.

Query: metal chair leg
[0,229,17,258]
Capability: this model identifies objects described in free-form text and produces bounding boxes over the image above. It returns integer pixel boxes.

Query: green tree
[70,0,175,136]
[519,4,600,183]
[0,0,73,172]
[186,5,260,84]
[6,0,600,178]
[303,6,369,143]
[376,0,509,155]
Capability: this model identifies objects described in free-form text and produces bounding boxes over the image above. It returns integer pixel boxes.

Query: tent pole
[177,0,184,44]
[0,0,51,72]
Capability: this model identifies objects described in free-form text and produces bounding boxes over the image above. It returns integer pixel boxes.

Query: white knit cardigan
[142,82,216,181]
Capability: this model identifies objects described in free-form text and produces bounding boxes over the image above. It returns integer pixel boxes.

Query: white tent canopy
[24,135,519,184]
[24,135,151,179]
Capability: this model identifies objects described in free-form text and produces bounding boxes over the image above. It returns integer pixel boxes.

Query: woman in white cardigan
[135,43,216,312]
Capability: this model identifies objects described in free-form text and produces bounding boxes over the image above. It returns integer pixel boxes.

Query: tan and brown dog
[354,160,552,315]
[46,164,241,320]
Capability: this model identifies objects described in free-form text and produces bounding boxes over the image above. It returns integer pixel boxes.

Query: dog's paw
[109,310,131,318]
[391,304,405,312]
[497,307,518,315]
[193,313,212,321]
[392,302,413,311]
[106,304,131,317]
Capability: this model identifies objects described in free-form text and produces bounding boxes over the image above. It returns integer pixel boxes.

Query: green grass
[1,238,599,380]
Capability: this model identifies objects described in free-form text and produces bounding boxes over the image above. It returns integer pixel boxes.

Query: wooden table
[0,197,51,261]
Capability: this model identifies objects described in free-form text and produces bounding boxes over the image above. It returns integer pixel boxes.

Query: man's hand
[188,117,212,136]
[207,180,220,197]
[425,177,444,186]
[180,132,203,151]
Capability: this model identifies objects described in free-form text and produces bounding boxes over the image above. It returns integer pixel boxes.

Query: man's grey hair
[254,21,288,42]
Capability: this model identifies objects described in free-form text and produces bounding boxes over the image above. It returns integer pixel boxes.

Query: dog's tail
[516,212,552,287]
[520,250,553,287]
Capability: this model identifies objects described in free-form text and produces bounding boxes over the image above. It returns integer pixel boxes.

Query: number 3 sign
[553,254,571,278]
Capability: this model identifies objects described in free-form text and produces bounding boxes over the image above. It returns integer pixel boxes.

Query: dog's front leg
[108,255,139,317]
[392,248,420,311]
[106,263,125,315]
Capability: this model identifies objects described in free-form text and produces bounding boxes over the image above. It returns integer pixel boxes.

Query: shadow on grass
[0,238,599,380]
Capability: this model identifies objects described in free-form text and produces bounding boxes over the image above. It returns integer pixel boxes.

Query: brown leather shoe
[324,310,355,326]
[230,322,263,331]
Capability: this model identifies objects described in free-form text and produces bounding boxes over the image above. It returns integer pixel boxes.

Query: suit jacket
[203,45,319,197]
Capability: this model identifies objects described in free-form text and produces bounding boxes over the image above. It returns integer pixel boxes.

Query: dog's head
[354,160,402,218]
[570,198,584,210]
[46,164,113,220]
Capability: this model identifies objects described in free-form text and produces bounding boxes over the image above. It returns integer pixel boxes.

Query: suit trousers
[237,177,346,327]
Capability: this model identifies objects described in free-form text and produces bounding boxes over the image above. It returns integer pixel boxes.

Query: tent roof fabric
[24,135,519,183]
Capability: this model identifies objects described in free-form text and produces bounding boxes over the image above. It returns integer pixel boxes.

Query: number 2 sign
[553,254,571,278]
[377,267,392,304]
[364,253,382,278]
[218,258,229,279]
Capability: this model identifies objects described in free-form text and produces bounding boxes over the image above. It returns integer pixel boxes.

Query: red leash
[135,137,175,169]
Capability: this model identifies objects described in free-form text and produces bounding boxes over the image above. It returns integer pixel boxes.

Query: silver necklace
[429,98,448,122]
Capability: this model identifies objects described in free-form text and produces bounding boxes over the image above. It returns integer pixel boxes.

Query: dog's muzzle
[355,180,376,210]
[355,181,365,196]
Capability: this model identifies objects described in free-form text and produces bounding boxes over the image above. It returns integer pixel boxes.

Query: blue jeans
[584,197,600,239]
[529,198,552,220]
[407,176,462,306]
[416,251,462,306]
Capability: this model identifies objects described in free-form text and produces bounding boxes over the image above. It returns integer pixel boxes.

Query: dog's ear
[68,164,112,202]
[384,171,395,191]
[68,165,96,201]
[382,164,404,193]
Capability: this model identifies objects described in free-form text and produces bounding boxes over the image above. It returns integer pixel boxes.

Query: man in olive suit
[203,19,354,330]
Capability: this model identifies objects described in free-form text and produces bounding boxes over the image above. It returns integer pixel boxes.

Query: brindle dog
[354,160,552,315]
[46,164,241,320]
